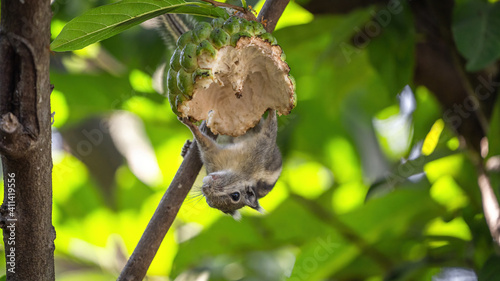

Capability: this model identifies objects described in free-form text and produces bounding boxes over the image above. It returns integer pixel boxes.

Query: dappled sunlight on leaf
[149,228,178,276]
[53,153,89,203]
[129,69,155,93]
[282,156,333,199]
[447,137,460,151]
[332,181,367,214]
[258,181,289,213]
[430,175,469,212]
[422,119,445,156]
[116,165,139,190]
[50,19,67,40]
[122,96,173,122]
[73,43,101,59]
[157,137,189,188]
[425,217,472,242]
[424,154,464,183]
[327,137,361,184]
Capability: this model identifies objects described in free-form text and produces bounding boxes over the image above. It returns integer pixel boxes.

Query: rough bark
[0,0,55,280]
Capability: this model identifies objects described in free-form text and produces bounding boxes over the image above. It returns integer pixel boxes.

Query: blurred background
[2,0,500,280]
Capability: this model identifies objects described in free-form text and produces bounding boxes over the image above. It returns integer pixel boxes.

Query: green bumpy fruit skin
[180,43,198,72]
[169,49,182,72]
[212,18,225,28]
[237,18,253,34]
[177,30,194,48]
[197,40,217,58]
[210,28,230,49]
[259,33,278,45]
[250,21,266,36]
[176,69,194,96]
[166,16,294,116]
[223,16,240,34]
[193,22,212,43]
[166,69,181,114]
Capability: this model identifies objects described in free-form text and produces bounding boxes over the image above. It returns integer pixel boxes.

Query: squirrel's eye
[230,192,240,201]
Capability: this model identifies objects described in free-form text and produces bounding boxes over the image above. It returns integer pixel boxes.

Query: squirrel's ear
[256,205,266,214]
[229,210,241,221]
[248,201,266,214]
[246,195,259,209]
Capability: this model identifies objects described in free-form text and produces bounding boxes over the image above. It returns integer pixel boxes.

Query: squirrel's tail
[154,14,196,50]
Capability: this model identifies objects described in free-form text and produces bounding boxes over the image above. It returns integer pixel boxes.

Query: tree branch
[477,163,500,245]
[117,124,215,281]
[0,0,54,280]
[257,0,290,32]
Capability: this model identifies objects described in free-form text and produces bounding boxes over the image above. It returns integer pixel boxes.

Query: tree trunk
[0,0,55,280]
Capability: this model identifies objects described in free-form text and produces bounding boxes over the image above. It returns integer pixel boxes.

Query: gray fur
[179,110,282,218]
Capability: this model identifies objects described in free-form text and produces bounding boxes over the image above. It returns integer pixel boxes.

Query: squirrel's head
[201,170,277,220]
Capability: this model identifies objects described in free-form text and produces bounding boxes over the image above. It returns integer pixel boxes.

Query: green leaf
[452,0,500,71]
[50,0,228,52]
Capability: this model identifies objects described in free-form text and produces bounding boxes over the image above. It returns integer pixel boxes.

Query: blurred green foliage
[2,0,500,280]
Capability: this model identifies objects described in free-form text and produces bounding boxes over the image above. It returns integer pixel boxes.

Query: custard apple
[164,16,296,136]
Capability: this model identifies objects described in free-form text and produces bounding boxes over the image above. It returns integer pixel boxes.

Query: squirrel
[179,110,282,220]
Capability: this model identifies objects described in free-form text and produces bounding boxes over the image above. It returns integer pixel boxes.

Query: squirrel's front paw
[178,116,191,125]
[180,139,192,157]
[179,116,200,132]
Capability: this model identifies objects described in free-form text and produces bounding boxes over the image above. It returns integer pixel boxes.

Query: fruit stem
[200,0,245,13]
[200,0,257,21]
